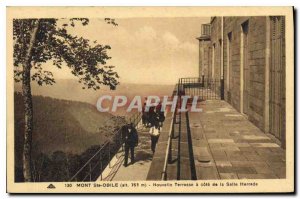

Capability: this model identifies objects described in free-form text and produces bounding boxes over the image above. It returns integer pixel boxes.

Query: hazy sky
[43,17,210,85]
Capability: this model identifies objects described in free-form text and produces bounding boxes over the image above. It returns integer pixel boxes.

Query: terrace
[69,77,285,182]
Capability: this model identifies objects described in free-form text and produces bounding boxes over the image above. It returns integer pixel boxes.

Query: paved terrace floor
[99,113,175,181]
[99,100,286,181]
[190,100,286,179]
[111,127,153,181]
[97,125,154,181]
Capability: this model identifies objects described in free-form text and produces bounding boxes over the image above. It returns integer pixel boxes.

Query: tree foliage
[13,18,119,90]
[16,142,121,182]
[13,17,119,182]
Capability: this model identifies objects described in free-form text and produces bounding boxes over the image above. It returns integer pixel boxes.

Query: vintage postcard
[6,6,294,193]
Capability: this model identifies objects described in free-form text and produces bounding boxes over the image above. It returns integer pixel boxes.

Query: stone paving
[100,100,286,181]
[189,100,286,179]
[110,127,153,181]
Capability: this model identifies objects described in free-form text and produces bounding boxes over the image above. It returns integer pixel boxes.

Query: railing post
[207,78,209,89]
[171,115,175,138]
[100,152,103,180]
[168,143,172,164]
[89,163,92,181]
[108,142,111,168]
[221,78,225,100]
[168,124,173,164]
[164,172,167,180]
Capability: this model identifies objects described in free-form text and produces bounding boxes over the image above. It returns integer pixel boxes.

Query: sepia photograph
[6,6,294,193]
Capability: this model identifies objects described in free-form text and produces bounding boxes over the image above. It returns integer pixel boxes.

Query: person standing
[123,123,138,167]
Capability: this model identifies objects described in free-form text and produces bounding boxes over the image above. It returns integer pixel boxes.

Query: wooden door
[269,16,285,140]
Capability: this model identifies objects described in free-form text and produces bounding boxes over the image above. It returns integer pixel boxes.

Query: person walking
[123,123,139,167]
[149,123,160,154]
[148,105,156,127]
[156,101,165,127]
[142,102,148,127]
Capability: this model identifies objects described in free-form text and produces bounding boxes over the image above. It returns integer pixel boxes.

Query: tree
[49,151,69,181]
[32,153,50,182]
[13,18,119,182]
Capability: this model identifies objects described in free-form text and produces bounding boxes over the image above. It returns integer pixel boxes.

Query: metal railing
[69,112,141,182]
[161,80,180,180]
[161,108,176,180]
[179,77,224,100]
[160,76,225,180]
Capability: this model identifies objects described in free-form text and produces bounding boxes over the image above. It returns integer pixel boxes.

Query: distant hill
[14,92,126,169]
[14,80,175,116]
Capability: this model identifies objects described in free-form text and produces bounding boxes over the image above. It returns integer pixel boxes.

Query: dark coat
[122,126,138,147]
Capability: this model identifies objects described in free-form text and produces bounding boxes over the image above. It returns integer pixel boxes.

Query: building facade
[210,17,223,81]
[197,24,211,78]
[198,16,286,148]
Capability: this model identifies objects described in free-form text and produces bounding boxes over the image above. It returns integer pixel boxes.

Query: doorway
[241,21,250,116]
[269,16,285,141]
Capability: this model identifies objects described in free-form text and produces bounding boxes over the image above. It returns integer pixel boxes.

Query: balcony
[197,24,211,41]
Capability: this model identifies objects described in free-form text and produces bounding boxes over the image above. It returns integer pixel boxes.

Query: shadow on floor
[134,150,153,164]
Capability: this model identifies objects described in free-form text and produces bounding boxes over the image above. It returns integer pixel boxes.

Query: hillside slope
[14,93,125,168]
[14,80,175,108]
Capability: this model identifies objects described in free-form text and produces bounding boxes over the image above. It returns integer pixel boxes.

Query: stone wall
[210,17,222,80]
[223,16,267,131]
[198,16,286,147]
[198,39,211,78]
